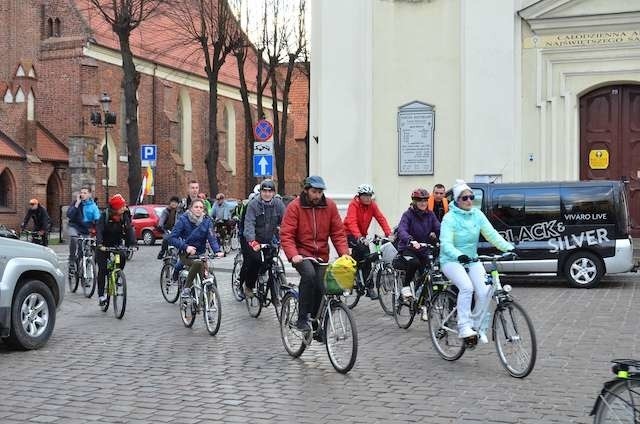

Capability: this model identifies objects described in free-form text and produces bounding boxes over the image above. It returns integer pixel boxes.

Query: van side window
[491,190,525,227]
[524,188,560,225]
[561,186,614,224]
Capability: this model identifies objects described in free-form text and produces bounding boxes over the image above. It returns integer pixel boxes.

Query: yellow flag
[144,166,154,196]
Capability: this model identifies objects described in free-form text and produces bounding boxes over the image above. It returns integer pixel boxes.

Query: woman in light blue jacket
[440,180,514,341]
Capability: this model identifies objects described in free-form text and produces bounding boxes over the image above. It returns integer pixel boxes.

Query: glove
[457,254,471,264]
[249,240,261,251]
[98,245,106,252]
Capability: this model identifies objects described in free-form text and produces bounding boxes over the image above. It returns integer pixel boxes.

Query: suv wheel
[564,251,604,289]
[5,279,56,350]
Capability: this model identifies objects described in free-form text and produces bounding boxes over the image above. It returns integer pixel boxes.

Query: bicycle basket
[380,242,398,265]
[324,256,357,295]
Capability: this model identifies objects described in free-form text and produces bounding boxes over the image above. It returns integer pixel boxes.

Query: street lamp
[90,92,117,205]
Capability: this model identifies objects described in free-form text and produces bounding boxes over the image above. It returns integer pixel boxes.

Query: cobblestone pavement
[1,243,638,423]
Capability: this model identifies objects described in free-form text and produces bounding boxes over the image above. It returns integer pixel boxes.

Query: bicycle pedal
[464,335,478,349]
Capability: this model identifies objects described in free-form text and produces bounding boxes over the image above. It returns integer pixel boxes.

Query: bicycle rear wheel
[428,291,465,361]
[493,300,537,378]
[180,288,196,328]
[231,253,244,302]
[376,265,395,316]
[160,262,179,303]
[112,270,127,319]
[343,273,362,310]
[325,300,358,374]
[81,258,96,298]
[279,292,306,358]
[593,379,640,424]
[203,279,222,336]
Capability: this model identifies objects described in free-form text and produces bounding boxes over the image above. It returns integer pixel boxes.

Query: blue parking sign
[253,155,273,177]
[141,144,157,161]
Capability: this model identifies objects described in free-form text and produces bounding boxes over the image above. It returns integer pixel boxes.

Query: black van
[454,181,634,288]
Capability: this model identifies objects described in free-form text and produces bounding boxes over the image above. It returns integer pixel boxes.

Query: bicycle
[391,242,448,329]
[342,236,397,315]
[68,236,97,298]
[428,252,537,378]
[214,219,235,254]
[590,359,640,423]
[19,229,45,245]
[159,245,181,303]
[99,246,136,319]
[279,257,358,374]
[231,251,244,301]
[179,254,222,336]
[245,243,288,320]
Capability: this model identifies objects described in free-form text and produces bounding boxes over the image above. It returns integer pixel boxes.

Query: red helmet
[411,188,429,200]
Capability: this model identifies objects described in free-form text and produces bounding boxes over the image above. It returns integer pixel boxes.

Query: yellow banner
[524,30,640,49]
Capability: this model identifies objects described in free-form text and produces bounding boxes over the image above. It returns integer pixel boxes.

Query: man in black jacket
[21,198,50,246]
[156,196,180,259]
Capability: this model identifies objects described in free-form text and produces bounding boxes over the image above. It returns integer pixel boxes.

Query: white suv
[0,237,65,349]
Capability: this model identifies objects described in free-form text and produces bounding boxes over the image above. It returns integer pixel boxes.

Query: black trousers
[239,238,263,289]
[348,235,372,285]
[399,250,428,287]
[96,249,127,297]
[294,259,325,322]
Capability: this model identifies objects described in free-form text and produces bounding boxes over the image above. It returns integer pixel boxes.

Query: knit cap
[452,179,472,200]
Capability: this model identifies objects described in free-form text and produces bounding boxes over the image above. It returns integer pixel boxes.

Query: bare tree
[88,0,163,204]
[168,0,244,196]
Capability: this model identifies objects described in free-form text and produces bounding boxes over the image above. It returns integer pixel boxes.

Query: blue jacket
[67,198,101,234]
[439,204,513,265]
[169,213,220,255]
[396,206,441,260]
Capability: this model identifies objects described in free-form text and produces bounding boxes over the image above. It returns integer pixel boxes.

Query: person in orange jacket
[343,184,392,299]
[428,183,449,222]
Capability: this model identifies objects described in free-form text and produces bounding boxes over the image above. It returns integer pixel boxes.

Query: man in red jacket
[280,175,350,331]
[343,183,392,299]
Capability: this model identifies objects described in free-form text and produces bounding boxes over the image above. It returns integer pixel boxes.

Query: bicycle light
[503,284,512,293]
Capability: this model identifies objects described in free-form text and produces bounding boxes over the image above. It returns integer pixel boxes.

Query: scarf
[186,210,204,226]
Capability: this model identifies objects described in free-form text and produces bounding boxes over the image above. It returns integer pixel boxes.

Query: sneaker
[459,327,478,339]
[366,287,379,300]
[181,287,192,299]
[243,284,254,299]
[400,286,413,299]
[98,295,107,307]
[294,318,310,331]
[420,305,429,321]
[478,330,489,344]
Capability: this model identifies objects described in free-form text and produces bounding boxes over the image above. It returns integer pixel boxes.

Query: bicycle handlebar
[99,246,137,253]
[300,257,330,266]
[471,252,518,262]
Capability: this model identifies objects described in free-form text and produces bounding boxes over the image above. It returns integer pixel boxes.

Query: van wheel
[564,252,604,288]
[5,279,56,350]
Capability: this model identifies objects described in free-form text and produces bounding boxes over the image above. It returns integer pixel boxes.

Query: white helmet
[357,183,374,196]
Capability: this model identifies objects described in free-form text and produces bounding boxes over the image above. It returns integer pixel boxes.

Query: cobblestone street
[1,244,638,423]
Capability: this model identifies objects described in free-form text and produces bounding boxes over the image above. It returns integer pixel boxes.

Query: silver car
[0,237,65,349]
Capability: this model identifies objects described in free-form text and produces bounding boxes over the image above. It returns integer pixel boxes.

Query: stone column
[68,135,98,195]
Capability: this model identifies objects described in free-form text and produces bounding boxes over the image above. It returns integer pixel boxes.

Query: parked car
[0,237,65,350]
[450,180,635,288]
[0,225,18,239]
[131,204,166,245]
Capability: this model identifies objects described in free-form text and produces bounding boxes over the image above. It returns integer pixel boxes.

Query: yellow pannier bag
[324,255,357,295]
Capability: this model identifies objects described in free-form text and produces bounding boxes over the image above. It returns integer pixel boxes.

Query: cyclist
[178,180,200,215]
[428,183,449,222]
[169,198,224,298]
[343,183,392,299]
[439,179,514,341]
[240,179,286,299]
[395,188,441,303]
[211,193,234,245]
[96,194,136,307]
[280,176,350,331]
[67,186,101,268]
[20,198,51,246]
[156,196,180,259]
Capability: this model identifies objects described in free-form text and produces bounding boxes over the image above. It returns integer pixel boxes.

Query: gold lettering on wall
[524,30,640,49]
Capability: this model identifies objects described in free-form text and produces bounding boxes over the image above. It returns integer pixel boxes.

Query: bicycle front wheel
[160,262,179,303]
[68,262,79,293]
[279,292,306,358]
[325,300,358,374]
[81,258,96,298]
[428,291,465,361]
[112,270,127,319]
[180,288,196,328]
[593,379,640,424]
[493,300,537,378]
[376,265,395,316]
[203,279,222,336]
[245,287,262,318]
[231,254,244,302]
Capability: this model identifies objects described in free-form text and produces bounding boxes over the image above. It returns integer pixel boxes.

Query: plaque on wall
[397,101,434,176]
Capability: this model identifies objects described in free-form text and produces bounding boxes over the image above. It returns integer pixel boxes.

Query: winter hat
[109,194,126,210]
[452,179,472,200]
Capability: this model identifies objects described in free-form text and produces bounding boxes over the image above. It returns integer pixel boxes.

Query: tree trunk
[205,73,220,197]
[117,31,142,204]
[278,55,296,194]
[270,69,284,191]
[236,50,255,196]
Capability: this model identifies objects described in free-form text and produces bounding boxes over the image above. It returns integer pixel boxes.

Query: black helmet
[260,179,276,191]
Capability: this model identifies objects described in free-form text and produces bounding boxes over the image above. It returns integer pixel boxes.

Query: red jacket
[343,196,392,238]
[280,192,349,262]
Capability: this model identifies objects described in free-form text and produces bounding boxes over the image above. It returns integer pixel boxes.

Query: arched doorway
[580,84,640,236]
[46,171,62,231]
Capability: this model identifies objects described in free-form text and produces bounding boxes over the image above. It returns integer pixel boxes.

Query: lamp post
[90,92,117,206]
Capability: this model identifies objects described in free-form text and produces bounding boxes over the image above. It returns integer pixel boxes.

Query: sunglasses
[261,188,274,192]
[29,203,36,206]
[459,195,475,201]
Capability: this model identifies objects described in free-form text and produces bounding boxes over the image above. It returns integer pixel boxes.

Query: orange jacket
[343,196,392,238]
[427,197,448,215]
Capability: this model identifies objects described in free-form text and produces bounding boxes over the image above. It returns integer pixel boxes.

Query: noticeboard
[397,101,434,176]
